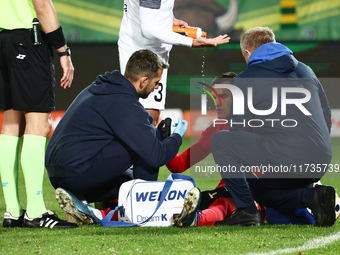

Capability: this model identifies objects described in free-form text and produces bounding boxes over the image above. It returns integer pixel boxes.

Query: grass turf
[0,137,340,254]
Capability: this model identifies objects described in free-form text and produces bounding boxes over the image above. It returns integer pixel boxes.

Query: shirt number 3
[154,82,163,102]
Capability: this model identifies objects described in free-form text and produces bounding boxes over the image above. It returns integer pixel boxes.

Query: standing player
[118,0,231,125]
[0,0,76,228]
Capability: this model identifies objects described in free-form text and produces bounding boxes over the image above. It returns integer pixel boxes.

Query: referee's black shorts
[0,29,55,112]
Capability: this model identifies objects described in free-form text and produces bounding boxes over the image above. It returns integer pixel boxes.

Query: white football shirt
[118,0,193,55]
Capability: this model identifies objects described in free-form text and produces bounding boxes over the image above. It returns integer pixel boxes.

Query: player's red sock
[100,208,118,221]
[197,197,234,226]
[110,210,118,221]
[100,208,111,218]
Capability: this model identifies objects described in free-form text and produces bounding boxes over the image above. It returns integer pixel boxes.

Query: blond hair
[240,27,276,57]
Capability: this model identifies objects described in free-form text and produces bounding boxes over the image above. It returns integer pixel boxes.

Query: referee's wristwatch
[57,47,71,57]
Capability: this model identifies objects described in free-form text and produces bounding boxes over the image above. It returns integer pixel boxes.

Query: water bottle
[172,26,207,39]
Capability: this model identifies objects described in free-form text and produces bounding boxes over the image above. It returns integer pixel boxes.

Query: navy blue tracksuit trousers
[211,130,322,209]
[49,139,158,203]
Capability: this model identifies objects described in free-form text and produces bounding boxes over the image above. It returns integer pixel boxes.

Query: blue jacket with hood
[229,42,332,166]
[46,70,182,177]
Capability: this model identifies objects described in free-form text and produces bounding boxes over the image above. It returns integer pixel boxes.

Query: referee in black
[0,0,77,228]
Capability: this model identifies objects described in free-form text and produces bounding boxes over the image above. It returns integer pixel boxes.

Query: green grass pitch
[0,138,339,254]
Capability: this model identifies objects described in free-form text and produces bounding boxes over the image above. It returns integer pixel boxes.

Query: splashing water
[201,51,206,79]
[201,49,211,111]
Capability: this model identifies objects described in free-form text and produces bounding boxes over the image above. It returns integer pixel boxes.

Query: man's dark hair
[125,49,169,82]
[212,71,237,85]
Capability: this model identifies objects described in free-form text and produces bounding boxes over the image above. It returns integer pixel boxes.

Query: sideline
[247,231,340,255]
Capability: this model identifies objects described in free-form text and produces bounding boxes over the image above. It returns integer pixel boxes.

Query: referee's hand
[60,56,74,89]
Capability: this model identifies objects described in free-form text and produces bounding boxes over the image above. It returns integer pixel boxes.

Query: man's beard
[139,91,150,99]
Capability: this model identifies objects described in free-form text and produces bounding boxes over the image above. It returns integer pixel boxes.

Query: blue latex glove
[173,117,188,137]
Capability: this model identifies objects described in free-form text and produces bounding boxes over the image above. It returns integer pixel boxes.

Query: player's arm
[173,15,231,47]
[166,125,218,173]
[166,148,191,173]
[112,108,182,168]
[191,35,231,48]
[139,5,230,48]
[32,0,74,89]
[139,5,192,47]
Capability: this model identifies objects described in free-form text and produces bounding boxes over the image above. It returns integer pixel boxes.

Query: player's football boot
[3,210,25,228]
[22,210,78,228]
[310,185,336,227]
[55,187,99,225]
[173,187,201,227]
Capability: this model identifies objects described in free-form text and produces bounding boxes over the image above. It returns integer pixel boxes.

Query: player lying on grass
[53,181,337,227]
[53,185,235,226]
[53,184,264,227]
[164,72,268,226]
[165,72,238,211]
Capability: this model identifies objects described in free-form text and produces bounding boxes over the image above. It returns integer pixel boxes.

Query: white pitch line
[247,231,340,255]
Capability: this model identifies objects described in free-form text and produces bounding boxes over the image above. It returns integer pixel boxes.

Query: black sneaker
[23,210,78,228]
[3,210,25,228]
[215,209,264,226]
[310,185,336,227]
[199,186,231,210]
[173,187,201,227]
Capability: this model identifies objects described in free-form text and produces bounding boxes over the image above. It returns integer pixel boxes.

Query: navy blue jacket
[46,70,182,177]
[230,42,332,165]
